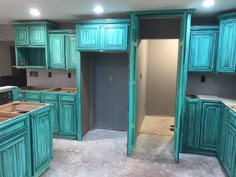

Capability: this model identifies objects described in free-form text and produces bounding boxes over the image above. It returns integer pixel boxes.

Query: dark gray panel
[139,18,181,39]
[92,53,128,130]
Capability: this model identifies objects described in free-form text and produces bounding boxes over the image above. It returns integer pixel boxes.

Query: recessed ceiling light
[93,5,104,14]
[202,0,215,7]
[29,8,40,17]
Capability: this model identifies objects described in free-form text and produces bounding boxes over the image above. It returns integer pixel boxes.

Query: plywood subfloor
[140,115,174,136]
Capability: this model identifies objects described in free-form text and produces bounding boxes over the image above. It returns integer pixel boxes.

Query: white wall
[0,41,14,76]
[26,69,76,88]
[146,39,179,116]
[136,40,148,134]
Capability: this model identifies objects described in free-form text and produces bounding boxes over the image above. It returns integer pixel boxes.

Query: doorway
[131,18,181,162]
[80,52,129,139]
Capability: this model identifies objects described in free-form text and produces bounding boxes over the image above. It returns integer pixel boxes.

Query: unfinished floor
[41,129,225,177]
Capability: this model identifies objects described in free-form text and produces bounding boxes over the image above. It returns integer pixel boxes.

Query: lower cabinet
[183,98,201,150]
[42,93,59,133]
[221,110,236,177]
[200,101,221,151]
[58,94,77,137]
[30,106,53,176]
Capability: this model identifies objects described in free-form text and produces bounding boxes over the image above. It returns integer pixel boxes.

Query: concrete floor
[41,129,225,177]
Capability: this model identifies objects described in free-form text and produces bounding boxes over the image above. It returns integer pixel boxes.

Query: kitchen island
[0,102,53,177]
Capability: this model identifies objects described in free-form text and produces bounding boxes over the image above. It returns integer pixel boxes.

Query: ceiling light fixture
[202,0,215,7]
[93,5,104,14]
[29,8,40,16]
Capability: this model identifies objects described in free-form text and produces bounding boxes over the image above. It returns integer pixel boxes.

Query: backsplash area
[26,69,76,88]
[187,73,236,97]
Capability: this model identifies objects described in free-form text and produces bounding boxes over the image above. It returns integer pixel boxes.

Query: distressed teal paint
[0,115,31,177]
[42,92,59,133]
[48,31,77,69]
[188,26,218,72]
[30,105,53,177]
[0,104,54,177]
[183,98,201,150]
[74,19,130,51]
[200,101,221,151]
[217,12,236,73]
[49,34,66,68]
[11,21,56,69]
[127,13,138,155]
[66,34,78,69]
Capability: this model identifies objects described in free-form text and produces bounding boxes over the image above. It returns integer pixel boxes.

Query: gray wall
[26,69,76,88]
[136,40,148,135]
[0,41,14,76]
[146,39,179,116]
[187,73,236,97]
[0,25,14,41]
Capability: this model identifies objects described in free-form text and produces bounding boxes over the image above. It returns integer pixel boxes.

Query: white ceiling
[0,0,235,24]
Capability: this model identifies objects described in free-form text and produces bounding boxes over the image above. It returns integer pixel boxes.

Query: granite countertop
[197,95,236,111]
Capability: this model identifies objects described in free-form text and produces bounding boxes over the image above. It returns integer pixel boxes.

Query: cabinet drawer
[26,92,41,100]
[0,115,29,139]
[42,93,58,101]
[59,94,76,102]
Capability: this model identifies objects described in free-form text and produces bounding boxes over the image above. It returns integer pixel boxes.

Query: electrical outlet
[201,75,206,82]
[48,72,52,78]
[30,71,38,77]
[68,72,72,78]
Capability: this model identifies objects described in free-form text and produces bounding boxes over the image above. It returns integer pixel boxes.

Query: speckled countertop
[197,95,236,111]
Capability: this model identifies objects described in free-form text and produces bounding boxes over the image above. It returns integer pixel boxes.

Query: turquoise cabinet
[12,21,56,69]
[14,26,29,46]
[183,98,201,150]
[59,94,77,136]
[200,101,221,151]
[66,34,78,69]
[0,115,31,177]
[14,25,46,46]
[77,24,100,50]
[49,34,66,68]
[75,19,129,51]
[188,26,218,72]
[42,93,59,133]
[30,105,53,177]
[102,24,128,50]
[221,110,236,177]
[49,31,78,69]
[217,13,236,73]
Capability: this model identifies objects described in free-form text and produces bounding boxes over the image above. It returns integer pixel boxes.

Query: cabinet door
[200,102,221,151]
[217,19,236,73]
[66,34,79,69]
[49,34,66,68]
[183,98,201,149]
[59,95,76,135]
[0,134,30,177]
[42,94,59,133]
[14,26,29,46]
[189,30,218,72]
[101,24,128,51]
[29,25,46,46]
[223,118,236,177]
[31,109,53,174]
[77,25,100,50]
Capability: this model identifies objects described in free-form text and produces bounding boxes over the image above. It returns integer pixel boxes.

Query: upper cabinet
[217,12,236,73]
[11,21,56,69]
[15,25,46,46]
[188,26,218,72]
[49,30,78,69]
[74,19,130,51]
